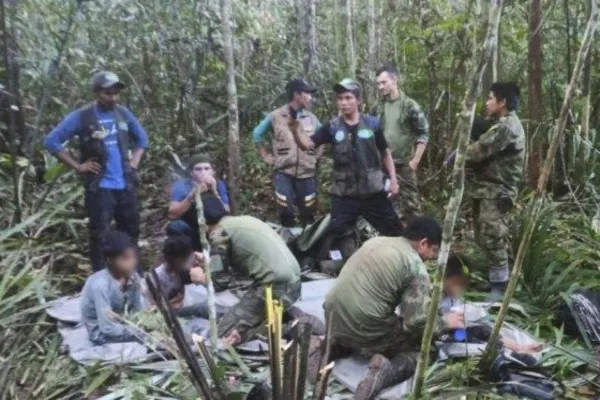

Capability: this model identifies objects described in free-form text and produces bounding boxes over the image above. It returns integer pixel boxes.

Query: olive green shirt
[378,91,429,164]
[219,216,301,285]
[325,236,440,346]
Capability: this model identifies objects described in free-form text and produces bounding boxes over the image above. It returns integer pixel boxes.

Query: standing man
[253,78,322,227]
[290,78,403,244]
[465,82,525,299]
[44,71,148,272]
[376,64,429,226]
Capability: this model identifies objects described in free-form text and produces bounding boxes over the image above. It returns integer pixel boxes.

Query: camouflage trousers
[395,163,422,226]
[473,198,511,283]
[217,280,301,343]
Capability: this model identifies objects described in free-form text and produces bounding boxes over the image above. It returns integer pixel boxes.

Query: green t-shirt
[379,92,429,164]
[219,215,300,285]
[324,236,433,346]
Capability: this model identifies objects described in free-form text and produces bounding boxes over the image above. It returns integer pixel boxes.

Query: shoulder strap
[79,103,97,137]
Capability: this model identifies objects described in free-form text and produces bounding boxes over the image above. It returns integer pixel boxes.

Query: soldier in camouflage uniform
[376,64,429,226]
[201,195,302,346]
[308,217,464,400]
[465,82,525,299]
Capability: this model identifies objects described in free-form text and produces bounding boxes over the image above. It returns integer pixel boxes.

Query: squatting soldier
[465,82,525,299]
[44,71,148,272]
[198,195,301,346]
[253,79,323,227]
[376,64,429,226]
[290,78,403,249]
[309,217,464,400]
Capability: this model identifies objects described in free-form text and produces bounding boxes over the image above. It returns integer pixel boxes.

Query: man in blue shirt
[44,71,149,272]
[252,79,323,227]
[167,154,229,250]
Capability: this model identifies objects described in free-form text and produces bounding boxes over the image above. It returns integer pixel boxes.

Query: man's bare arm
[130,148,145,169]
[56,150,101,175]
[382,149,399,197]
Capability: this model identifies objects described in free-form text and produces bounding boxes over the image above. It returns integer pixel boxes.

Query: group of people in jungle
[44,63,540,398]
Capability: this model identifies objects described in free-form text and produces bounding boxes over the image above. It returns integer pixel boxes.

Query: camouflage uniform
[378,92,429,225]
[324,236,445,357]
[465,111,525,283]
[211,216,301,343]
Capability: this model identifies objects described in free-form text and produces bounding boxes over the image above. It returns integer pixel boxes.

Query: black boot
[354,354,416,400]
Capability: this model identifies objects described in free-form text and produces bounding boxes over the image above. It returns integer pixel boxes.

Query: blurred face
[415,239,439,261]
[376,71,397,97]
[110,248,138,276]
[192,162,214,183]
[96,87,120,108]
[486,91,506,118]
[443,275,469,298]
[294,91,313,109]
[167,254,192,272]
[336,91,360,117]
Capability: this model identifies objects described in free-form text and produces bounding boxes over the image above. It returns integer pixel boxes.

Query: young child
[442,254,542,354]
[80,230,147,345]
[152,235,210,317]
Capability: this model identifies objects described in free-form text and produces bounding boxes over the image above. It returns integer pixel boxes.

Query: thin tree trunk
[304,0,318,78]
[479,0,599,372]
[221,0,240,211]
[366,0,377,105]
[345,0,356,77]
[528,0,543,188]
[412,1,504,397]
[580,1,593,171]
[1,0,21,223]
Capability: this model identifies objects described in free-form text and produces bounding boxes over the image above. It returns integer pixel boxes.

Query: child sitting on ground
[442,254,542,354]
[81,231,147,345]
[152,235,223,318]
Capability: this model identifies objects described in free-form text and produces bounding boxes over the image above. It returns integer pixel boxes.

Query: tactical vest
[270,106,318,178]
[329,115,386,197]
[79,103,135,190]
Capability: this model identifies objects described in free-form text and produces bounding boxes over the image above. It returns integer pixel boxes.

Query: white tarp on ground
[47,279,541,399]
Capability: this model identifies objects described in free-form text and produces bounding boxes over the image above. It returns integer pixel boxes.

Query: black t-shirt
[311,117,389,151]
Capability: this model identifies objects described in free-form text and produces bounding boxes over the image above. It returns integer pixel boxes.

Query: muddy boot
[307,336,325,382]
[284,306,326,336]
[354,354,416,400]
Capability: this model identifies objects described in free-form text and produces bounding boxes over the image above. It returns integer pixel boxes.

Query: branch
[412,1,504,397]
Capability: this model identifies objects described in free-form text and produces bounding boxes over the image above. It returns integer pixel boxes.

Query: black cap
[203,193,228,225]
[92,71,125,92]
[286,78,317,96]
[102,230,135,258]
[333,78,362,98]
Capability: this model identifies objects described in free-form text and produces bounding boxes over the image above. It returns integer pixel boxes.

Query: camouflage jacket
[377,91,429,164]
[465,111,525,200]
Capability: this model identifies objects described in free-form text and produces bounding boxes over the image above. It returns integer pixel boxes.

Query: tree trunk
[412,1,504,397]
[304,0,318,78]
[1,0,22,223]
[345,0,356,77]
[366,0,377,105]
[580,1,593,171]
[479,0,497,96]
[527,0,543,188]
[479,0,599,372]
[221,0,240,211]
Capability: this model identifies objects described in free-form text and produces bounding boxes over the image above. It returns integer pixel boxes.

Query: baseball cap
[92,71,125,92]
[286,78,317,95]
[334,78,362,98]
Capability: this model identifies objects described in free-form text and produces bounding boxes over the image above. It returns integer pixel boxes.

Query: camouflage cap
[91,71,125,92]
[334,78,362,98]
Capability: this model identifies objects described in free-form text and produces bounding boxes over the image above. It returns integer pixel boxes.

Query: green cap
[333,78,362,98]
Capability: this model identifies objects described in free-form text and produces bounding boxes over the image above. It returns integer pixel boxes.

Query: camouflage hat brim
[334,79,361,96]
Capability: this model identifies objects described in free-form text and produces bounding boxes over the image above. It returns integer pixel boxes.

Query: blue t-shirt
[44,104,149,190]
[171,178,230,207]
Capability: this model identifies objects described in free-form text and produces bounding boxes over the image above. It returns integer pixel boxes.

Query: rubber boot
[354,354,416,400]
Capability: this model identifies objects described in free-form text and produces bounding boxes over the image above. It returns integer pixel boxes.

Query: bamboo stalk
[145,271,217,399]
[194,189,219,354]
[479,0,600,371]
[313,362,335,400]
[192,334,226,394]
[294,322,313,400]
[412,1,505,397]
